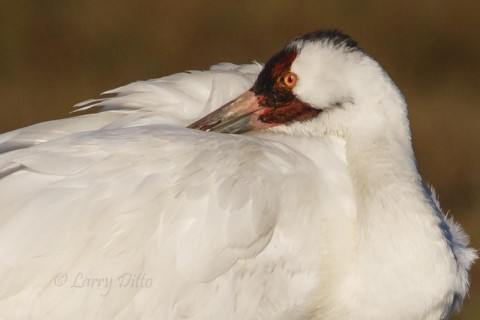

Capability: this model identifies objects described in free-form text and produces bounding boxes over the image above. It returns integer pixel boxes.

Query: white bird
[0,30,476,319]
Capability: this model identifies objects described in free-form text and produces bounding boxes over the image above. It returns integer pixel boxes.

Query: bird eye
[283,72,297,88]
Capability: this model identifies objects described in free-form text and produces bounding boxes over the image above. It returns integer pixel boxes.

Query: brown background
[1,1,479,318]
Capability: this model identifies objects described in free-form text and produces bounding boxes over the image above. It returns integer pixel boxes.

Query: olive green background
[1,1,479,318]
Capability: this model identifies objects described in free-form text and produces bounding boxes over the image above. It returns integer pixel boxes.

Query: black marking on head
[250,45,320,126]
[251,48,297,107]
[291,29,361,52]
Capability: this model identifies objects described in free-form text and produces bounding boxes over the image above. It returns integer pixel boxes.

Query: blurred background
[0,1,479,318]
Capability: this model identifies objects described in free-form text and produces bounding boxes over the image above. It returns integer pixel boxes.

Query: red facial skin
[188,48,320,134]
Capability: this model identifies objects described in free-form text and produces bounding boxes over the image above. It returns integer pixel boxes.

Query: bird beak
[187,91,277,134]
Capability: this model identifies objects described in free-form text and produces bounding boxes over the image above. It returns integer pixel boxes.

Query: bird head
[188,30,407,139]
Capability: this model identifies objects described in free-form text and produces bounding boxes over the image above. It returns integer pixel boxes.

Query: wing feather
[0,63,354,319]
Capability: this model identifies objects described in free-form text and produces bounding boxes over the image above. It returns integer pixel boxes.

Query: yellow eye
[283,72,297,88]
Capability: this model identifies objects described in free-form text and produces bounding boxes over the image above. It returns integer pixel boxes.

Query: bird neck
[346,133,431,243]
[341,109,456,318]
[347,127,421,214]
[345,65,426,227]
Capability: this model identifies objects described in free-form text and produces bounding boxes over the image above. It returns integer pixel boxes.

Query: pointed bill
[187,91,278,134]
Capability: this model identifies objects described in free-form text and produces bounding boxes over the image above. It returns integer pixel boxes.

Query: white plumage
[0,31,476,319]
